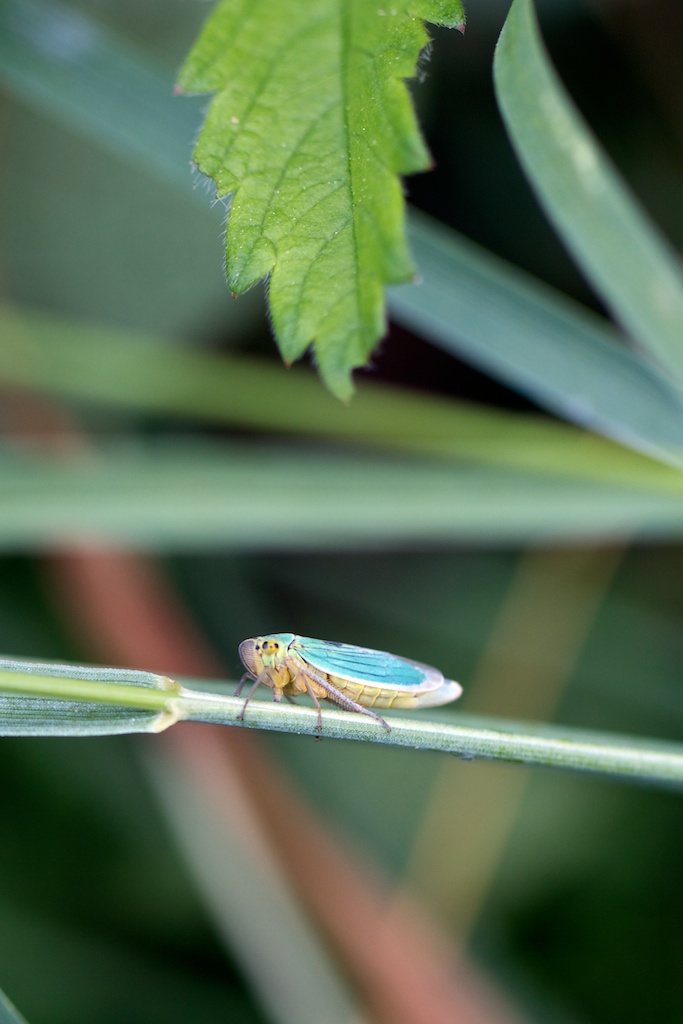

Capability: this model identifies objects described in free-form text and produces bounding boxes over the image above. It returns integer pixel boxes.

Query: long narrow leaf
[393,212,683,464]
[0,0,199,191]
[4,308,683,492]
[5,442,683,549]
[0,990,29,1024]
[494,0,683,390]
[0,658,180,735]
[1,660,682,787]
[146,751,365,1024]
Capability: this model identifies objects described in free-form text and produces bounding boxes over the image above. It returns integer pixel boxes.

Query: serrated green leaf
[177,0,465,398]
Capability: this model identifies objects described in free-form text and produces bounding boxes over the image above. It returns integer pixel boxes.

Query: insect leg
[236,670,274,722]
[300,675,324,732]
[234,672,252,698]
[304,666,391,733]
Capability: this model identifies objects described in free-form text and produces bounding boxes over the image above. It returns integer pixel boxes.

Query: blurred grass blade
[4,2,683,462]
[393,212,683,463]
[0,657,180,735]
[494,0,683,390]
[4,306,683,487]
[0,989,29,1024]
[0,0,199,191]
[146,743,364,1024]
[6,441,683,549]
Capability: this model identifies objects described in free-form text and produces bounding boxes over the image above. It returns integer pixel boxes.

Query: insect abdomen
[326,674,423,709]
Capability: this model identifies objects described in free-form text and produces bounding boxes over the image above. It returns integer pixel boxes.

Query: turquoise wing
[292,636,444,694]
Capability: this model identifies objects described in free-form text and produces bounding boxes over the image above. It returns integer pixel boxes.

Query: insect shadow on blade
[236,632,462,733]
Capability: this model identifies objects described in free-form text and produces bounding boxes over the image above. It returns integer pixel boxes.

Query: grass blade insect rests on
[237,633,462,732]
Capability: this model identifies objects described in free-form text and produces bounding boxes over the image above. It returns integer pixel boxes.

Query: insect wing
[292,636,445,695]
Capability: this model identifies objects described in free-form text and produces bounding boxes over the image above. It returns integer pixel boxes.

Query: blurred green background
[0,0,682,1022]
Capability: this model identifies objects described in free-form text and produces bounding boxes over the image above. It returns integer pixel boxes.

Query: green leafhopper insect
[237,632,462,732]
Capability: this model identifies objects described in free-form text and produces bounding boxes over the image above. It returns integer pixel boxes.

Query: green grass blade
[393,212,683,464]
[494,0,683,390]
[0,658,180,735]
[0,0,199,192]
[188,698,683,790]
[5,307,683,486]
[5,441,683,548]
[145,753,365,1024]
[0,989,29,1024]
[1,661,682,788]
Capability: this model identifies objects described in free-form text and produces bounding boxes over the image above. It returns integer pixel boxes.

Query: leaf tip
[320,365,356,403]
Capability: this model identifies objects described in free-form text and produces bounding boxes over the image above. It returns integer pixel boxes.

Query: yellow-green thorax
[238,633,304,697]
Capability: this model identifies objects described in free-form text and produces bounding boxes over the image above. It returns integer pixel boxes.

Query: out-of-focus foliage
[0,1,682,1022]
